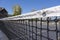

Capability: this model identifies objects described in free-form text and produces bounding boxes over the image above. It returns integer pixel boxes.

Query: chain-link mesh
[1,17,60,40]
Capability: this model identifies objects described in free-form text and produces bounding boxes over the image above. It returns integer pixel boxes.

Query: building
[0,7,8,18]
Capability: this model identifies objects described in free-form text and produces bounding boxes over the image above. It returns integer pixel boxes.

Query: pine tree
[13,5,22,16]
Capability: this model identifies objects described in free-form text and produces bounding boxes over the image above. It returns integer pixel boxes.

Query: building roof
[0,7,4,11]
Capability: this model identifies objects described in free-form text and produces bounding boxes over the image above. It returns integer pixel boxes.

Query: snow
[0,30,9,40]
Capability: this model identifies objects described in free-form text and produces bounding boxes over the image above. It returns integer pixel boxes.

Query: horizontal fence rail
[0,17,59,40]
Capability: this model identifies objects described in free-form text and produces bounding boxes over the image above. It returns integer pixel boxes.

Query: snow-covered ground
[0,30,9,40]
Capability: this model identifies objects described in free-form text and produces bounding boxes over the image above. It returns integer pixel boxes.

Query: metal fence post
[40,18,42,40]
[32,19,33,40]
[58,21,60,40]
[35,18,38,40]
[47,17,49,40]
[55,17,58,40]
[28,19,30,40]
[25,19,28,40]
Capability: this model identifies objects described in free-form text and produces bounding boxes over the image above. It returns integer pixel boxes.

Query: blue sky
[0,0,60,14]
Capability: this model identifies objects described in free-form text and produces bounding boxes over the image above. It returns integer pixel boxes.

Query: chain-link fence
[1,17,60,40]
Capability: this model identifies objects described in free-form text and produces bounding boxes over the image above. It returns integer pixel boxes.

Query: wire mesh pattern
[2,17,60,40]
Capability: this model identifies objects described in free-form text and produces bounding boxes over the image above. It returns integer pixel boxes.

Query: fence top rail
[0,5,60,20]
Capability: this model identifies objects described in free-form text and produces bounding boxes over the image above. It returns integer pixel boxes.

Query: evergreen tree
[13,5,22,16]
